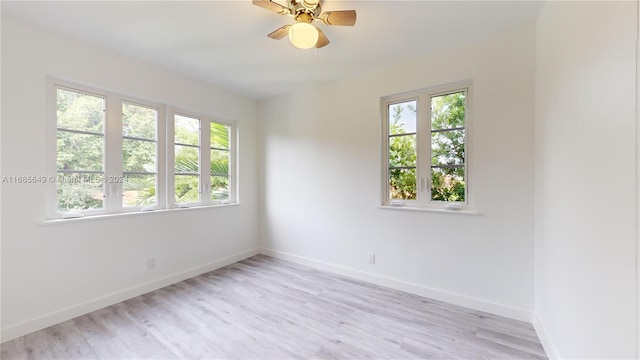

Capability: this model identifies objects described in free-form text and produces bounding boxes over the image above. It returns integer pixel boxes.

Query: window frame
[49,85,108,217]
[121,100,165,211]
[168,109,237,209]
[380,80,473,212]
[46,78,236,220]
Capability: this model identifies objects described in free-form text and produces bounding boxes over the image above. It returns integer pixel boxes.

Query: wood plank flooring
[1,255,547,359]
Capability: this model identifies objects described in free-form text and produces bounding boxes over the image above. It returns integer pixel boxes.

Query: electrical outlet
[147,257,157,270]
[368,253,375,264]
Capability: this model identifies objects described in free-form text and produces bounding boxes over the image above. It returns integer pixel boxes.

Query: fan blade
[318,10,356,26]
[267,25,291,40]
[252,0,290,15]
[316,28,330,48]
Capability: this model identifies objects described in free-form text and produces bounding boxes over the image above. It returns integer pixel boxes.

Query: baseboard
[532,312,561,359]
[261,248,532,322]
[0,247,260,343]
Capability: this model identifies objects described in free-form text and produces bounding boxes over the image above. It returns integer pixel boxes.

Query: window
[171,113,235,207]
[56,88,106,212]
[381,81,471,211]
[48,79,236,219]
[122,103,158,208]
[174,115,201,204]
[210,122,231,201]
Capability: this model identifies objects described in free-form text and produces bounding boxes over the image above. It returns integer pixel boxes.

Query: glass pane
[123,103,156,140]
[389,135,416,168]
[123,139,156,173]
[211,176,229,201]
[175,115,199,145]
[388,100,416,135]
[431,91,465,130]
[56,88,104,133]
[389,168,416,200]
[123,174,156,207]
[211,122,230,149]
[56,173,103,211]
[431,167,465,202]
[210,149,229,176]
[175,145,199,175]
[57,131,103,171]
[175,175,199,203]
[431,130,465,166]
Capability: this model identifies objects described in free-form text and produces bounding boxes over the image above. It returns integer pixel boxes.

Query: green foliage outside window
[56,89,105,211]
[389,103,417,200]
[430,92,466,202]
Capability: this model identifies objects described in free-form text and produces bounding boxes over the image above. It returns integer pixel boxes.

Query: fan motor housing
[290,0,320,18]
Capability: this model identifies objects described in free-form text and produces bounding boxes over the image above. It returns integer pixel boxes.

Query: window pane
[211,176,229,201]
[56,88,104,133]
[123,103,156,140]
[123,139,156,173]
[389,135,416,168]
[210,149,229,176]
[123,174,156,207]
[175,175,199,203]
[57,131,103,171]
[56,174,103,211]
[389,168,416,200]
[431,92,465,130]
[175,115,199,145]
[388,100,416,135]
[431,167,465,202]
[431,130,465,166]
[175,145,199,174]
[211,122,229,149]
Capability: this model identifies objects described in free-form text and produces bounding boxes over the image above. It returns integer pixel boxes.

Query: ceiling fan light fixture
[288,22,319,49]
[254,0,356,49]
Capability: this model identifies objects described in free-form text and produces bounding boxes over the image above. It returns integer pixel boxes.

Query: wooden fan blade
[267,25,291,40]
[319,10,356,26]
[316,28,330,48]
[252,0,290,15]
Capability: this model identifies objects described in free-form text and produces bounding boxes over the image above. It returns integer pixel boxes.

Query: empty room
[1,0,638,359]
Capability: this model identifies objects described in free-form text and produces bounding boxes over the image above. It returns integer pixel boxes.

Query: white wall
[259,23,537,320]
[534,1,638,358]
[1,15,259,341]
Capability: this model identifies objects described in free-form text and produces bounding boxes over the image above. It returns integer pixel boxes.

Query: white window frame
[47,79,167,218]
[121,100,166,212]
[380,80,473,212]
[46,78,237,220]
[168,109,237,209]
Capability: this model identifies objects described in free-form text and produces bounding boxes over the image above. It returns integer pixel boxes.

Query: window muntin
[56,88,105,211]
[174,115,201,204]
[382,82,471,210]
[122,102,158,208]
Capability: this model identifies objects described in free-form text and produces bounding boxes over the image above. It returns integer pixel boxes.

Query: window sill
[378,205,479,215]
[43,202,240,225]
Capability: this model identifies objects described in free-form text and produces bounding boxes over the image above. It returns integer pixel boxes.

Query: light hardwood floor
[1,255,547,359]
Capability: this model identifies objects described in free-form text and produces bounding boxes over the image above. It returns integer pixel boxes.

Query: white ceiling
[2,0,543,99]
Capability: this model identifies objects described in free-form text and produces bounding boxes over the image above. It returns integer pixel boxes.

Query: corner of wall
[532,312,560,360]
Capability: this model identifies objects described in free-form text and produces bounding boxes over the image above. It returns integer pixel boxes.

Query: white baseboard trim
[1,248,260,343]
[261,248,532,322]
[532,312,561,359]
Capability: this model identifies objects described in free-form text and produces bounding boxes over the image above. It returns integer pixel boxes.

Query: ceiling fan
[252,0,356,49]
